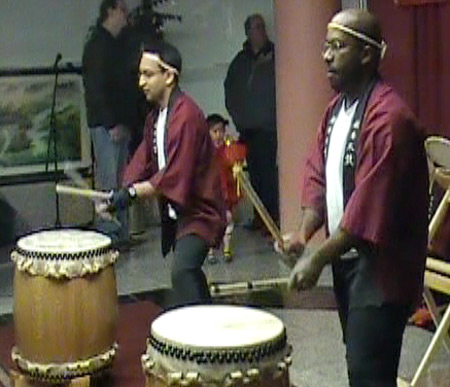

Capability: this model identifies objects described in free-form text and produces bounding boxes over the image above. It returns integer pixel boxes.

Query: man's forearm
[313,227,358,267]
[299,208,323,244]
[131,181,156,199]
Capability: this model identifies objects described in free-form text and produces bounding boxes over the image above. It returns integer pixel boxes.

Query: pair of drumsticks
[56,166,294,293]
[57,166,284,245]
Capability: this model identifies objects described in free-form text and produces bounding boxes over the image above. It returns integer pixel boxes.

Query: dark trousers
[170,234,211,307]
[242,130,279,223]
[344,305,410,387]
[333,260,410,386]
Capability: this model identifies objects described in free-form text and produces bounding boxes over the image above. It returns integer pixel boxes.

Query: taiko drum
[141,305,292,386]
[11,229,119,382]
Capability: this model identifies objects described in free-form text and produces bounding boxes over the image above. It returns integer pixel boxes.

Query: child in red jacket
[207,114,246,263]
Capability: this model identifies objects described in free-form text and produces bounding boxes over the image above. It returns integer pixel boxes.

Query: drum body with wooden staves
[141,305,291,386]
[11,229,119,383]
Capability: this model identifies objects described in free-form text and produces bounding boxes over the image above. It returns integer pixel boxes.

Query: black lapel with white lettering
[324,78,378,207]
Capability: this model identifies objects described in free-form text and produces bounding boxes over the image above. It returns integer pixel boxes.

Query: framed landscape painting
[0,67,91,182]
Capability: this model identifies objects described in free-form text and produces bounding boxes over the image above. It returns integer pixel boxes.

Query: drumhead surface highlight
[17,229,111,254]
[151,305,284,348]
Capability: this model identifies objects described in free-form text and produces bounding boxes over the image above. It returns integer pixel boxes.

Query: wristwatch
[128,185,138,201]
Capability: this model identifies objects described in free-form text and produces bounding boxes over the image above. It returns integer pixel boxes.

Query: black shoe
[111,238,133,253]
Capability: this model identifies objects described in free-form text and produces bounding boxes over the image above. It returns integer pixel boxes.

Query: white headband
[328,22,387,59]
[142,52,180,75]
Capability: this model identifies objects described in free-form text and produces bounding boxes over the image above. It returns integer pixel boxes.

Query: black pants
[343,304,410,387]
[333,259,410,386]
[170,234,211,307]
[242,130,279,223]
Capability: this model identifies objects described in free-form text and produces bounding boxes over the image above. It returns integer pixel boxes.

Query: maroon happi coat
[123,88,226,252]
[302,80,429,306]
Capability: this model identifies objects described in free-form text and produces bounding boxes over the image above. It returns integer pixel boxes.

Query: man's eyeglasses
[322,40,348,55]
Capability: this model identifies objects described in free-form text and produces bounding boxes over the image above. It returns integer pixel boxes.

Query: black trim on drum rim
[148,330,288,364]
[14,246,112,260]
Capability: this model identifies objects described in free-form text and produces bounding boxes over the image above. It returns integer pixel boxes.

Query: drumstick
[233,164,283,247]
[56,184,112,201]
[210,277,289,297]
[63,165,91,190]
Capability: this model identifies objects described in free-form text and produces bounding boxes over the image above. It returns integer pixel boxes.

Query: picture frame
[0,65,91,184]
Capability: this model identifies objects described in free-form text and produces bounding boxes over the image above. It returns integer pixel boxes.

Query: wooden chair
[399,137,450,386]
[406,258,450,386]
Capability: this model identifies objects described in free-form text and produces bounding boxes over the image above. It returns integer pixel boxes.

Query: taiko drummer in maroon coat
[98,42,226,307]
[281,9,428,387]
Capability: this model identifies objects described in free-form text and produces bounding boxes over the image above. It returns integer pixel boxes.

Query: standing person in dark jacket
[224,13,279,229]
[82,0,132,246]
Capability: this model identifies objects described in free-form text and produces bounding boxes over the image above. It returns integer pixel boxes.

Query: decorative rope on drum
[10,229,118,279]
[11,343,118,383]
[141,352,292,386]
[11,248,119,279]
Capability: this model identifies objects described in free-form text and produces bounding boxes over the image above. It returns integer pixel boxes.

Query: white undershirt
[325,100,358,235]
[156,108,168,171]
[155,107,177,219]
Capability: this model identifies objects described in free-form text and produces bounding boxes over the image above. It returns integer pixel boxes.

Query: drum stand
[10,370,90,386]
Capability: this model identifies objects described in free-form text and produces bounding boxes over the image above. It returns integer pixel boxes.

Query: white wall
[0,0,273,114]
[156,0,274,121]
[0,0,274,235]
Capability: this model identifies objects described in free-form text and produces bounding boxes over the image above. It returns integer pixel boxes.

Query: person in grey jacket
[224,13,279,229]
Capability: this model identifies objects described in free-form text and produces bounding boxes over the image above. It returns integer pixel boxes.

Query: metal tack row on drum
[10,229,292,386]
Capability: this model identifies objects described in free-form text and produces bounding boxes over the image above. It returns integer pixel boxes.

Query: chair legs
[410,304,450,386]
[423,287,450,352]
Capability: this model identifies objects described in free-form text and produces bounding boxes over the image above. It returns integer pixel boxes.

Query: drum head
[425,136,450,169]
[151,305,284,349]
[17,229,111,254]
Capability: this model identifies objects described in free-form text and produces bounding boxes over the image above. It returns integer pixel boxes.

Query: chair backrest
[425,137,450,243]
[425,257,450,296]
[424,136,450,296]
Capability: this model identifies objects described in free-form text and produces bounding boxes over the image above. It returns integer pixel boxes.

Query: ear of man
[164,71,176,87]
[360,44,378,69]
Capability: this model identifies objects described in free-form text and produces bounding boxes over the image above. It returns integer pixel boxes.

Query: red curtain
[370,1,450,137]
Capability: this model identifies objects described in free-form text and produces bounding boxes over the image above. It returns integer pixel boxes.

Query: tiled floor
[0,224,448,386]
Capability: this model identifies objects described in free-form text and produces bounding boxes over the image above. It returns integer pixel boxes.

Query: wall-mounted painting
[0,67,91,182]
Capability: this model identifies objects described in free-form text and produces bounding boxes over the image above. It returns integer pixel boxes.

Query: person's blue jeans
[90,126,129,243]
